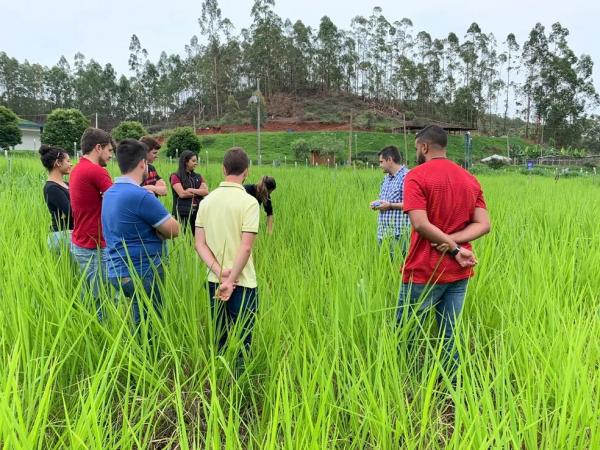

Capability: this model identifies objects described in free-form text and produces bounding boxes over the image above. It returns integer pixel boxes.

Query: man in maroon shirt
[70,127,114,317]
[398,125,490,382]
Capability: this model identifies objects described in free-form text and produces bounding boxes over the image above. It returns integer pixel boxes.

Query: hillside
[166,92,479,134]
[161,92,528,165]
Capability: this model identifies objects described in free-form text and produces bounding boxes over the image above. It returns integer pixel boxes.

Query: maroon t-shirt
[402,158,486,284]
[170,172,204,208]
[143,163,161,187]
[70,157,113,249]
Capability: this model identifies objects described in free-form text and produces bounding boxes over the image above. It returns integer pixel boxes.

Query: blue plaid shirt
[377,166,411,239]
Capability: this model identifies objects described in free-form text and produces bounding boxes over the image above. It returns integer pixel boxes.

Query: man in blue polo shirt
[102,139,180,329]
[370,145,410,258]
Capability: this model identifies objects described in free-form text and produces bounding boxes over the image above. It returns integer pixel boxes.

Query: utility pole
[348,111,353,165]
[95,113,98,128]
[257,78,261,165]
[464,132,472,169]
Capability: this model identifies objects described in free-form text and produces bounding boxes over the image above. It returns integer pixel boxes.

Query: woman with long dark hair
[169,151,208,235]
[39,144,74,251]
[245,175,276,234]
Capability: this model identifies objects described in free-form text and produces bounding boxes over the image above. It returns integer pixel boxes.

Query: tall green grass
[0,156,599,448]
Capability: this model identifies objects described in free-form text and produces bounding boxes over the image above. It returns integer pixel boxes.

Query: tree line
[0,0,598,148]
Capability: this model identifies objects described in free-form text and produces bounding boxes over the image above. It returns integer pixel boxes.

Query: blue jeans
[208,282,258,353]
[378,230,410,260]
[47,231,71,253]
[110,265,165,334]
[70,243,107,319]
[396,279,468,380]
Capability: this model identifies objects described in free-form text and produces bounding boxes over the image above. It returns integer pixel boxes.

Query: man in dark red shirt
[398,125,490,382]
[140,136,167,197]
[70,127,114,318]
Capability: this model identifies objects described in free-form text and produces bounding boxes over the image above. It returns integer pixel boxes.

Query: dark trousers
[110,265,165,338]
[176,209,198,236]
[208,282,258,353]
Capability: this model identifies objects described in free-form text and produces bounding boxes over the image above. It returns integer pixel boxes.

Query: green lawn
[194,131,522,165]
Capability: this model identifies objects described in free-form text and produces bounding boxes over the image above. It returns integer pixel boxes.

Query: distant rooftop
[18,119,43,130]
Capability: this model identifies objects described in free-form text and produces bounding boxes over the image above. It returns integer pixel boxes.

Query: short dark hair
[116,139,148,174]
[223,147,249,175]
[39,144,68,171]
[81,127,112,154]
[140,136,161,151]
[378,145,402,164]
[416,125,447,149]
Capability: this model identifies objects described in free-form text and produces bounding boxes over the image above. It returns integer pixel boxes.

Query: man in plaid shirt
[370,146,410,257]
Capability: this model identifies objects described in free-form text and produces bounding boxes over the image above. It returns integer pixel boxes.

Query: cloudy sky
[2,0,600,94]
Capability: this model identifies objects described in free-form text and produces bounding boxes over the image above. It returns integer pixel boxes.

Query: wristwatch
[450,246,461,257]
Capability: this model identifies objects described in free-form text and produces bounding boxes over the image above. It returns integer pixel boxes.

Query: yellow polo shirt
[195,181,260,288]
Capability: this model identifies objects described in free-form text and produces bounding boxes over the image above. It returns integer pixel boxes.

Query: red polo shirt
[70,157,113,249]
[402,158,486,284]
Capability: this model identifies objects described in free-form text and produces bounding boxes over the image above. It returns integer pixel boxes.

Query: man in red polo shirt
[398,125,491,382]
[70,127,114,317]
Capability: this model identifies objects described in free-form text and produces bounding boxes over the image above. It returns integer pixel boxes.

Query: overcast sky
[2,0,600,95]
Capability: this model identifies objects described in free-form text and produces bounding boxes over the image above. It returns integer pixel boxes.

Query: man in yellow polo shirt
[194,147,260,354]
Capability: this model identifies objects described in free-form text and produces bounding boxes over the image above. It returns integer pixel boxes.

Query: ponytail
[256,175,276,203]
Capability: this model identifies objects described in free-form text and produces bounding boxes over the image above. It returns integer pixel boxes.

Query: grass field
[191,131,523,166]
[1,155,599,449]
[9,130,526,165]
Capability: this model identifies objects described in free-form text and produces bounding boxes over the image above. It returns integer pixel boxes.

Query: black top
[144,163,162,186]
[43,181,73,232]
[143,163,162,197]
[244,184,273,216]
[170,171,204,215]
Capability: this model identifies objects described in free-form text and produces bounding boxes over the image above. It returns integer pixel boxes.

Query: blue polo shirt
[102,176,171,278]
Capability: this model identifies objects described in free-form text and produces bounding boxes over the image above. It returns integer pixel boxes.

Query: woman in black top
[39,144,73,252]
[245,176,276,234]
[169,150,208,235]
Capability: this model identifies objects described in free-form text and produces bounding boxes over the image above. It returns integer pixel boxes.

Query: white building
[14,119,43,151]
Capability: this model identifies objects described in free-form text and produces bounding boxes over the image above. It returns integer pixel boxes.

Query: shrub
[41,108,89,154]
[520,167,547,176]
[309,135,346,161]
[469,165,493,175]
[0,106,22,150]
[291,138,310,160]
[219,111,250,126]
[487,159,508,170]
[356,111,376,130]
[111,121,148,142]
[165,127,201,158]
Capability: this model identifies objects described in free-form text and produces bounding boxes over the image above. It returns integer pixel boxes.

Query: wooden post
[403,113,408,164]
